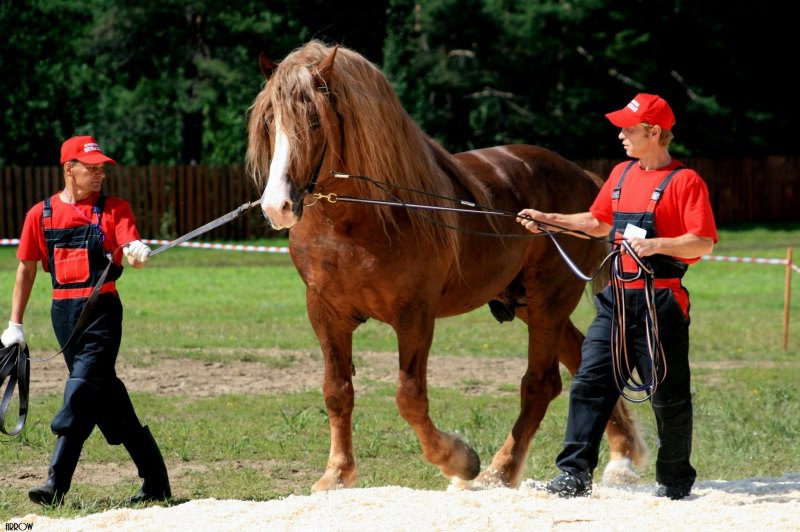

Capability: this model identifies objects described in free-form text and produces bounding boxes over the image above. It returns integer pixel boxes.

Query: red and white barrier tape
[0,238,288,254]
[702,254,800,274]
[2,238,798,272]
[142,239,289,254]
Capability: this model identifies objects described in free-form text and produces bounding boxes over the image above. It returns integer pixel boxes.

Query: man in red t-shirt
[1,136,171,506]
[518,94,718,500]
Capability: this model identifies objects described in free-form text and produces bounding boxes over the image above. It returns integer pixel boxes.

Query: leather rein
[306,170,667,400]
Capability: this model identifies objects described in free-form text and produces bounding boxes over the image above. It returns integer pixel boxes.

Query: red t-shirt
[17,192,141,272]
[590,159,719,263]
[589,159,718,316]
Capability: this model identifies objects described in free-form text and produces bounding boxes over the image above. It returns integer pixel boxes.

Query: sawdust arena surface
[5,351,799,531]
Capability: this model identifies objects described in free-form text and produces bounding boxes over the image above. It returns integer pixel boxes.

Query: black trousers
[555,285,697,489]
[50,293,142,444]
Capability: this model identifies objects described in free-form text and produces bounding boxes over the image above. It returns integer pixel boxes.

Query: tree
[0,0,95,165]
[383,0,797,158]
[1,0,796,165]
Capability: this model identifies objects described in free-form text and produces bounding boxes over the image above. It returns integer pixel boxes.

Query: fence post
[784,247,793,351]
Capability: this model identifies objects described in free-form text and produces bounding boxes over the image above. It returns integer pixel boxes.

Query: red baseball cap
[605,93,676,130]
[60,136,116,165]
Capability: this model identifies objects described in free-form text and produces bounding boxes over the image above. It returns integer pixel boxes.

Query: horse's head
[246,41,341,229]
[246,40,469,260]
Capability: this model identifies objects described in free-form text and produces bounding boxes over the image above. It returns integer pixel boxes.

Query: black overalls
[43,195,143,445]
[555,162,697,492]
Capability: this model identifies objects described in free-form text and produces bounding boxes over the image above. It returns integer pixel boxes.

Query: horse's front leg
[394,313,481,482]
[306,294,359,492]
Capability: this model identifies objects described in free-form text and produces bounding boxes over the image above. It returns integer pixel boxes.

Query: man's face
[67,161,106,196]
[618,124,657,158]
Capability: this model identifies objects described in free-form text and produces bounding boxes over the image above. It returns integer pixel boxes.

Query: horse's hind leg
[472,295,568,488]
[558,320,647,484]
[394,314,481,482]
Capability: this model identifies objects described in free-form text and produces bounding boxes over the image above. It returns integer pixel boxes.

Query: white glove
[1,321,26,348]
[124,240,152,262]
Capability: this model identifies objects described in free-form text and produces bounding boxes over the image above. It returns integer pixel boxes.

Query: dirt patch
[28,350,796,400]
[9,349,525,496]
[27,348,527,398]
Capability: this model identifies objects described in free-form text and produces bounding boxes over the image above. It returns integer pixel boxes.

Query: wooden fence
[1,165,269,241]
[2,156,798,241]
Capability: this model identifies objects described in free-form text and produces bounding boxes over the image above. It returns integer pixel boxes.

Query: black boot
[123,425,171,504]
[28,436,83,506]
[543,470,593,498]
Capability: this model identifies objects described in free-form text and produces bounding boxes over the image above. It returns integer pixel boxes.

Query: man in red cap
[518,94,718,500]
[1,136,171,506]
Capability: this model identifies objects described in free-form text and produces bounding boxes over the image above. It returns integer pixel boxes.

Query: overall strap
[645,166,684,212]
[42,196,52,230]
[41,194,107,229]
[93,194,107,220]
[611,161,637,211]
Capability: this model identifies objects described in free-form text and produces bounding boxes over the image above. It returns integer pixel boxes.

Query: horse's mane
[247,40,494,263]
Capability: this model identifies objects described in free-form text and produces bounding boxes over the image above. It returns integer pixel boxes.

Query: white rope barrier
[142,239,289,254]
[0,238,289,254]
[2,238,798,272]
[701,254,800,274]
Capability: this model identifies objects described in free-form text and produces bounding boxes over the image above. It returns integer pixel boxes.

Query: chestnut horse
[246,40,645,491]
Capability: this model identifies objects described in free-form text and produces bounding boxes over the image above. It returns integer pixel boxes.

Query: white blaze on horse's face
[261,118,296,229]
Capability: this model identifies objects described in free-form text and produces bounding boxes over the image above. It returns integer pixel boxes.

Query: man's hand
[123,240,152,266]
[1,321,26,348]
[517,209,547,233]
[623,237,660,258]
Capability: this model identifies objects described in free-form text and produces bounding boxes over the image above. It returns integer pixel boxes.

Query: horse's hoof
[468,467,514,489]
[438,437,481,481]
[601,457,640,485]
[312,477,346,492]
[452,467,513,490]
[312,469,356,492]
[454,438,481,480]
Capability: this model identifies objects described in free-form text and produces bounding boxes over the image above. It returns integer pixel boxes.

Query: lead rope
[0,343,29,436]
[313,171,668,401]
[316,172,618,281]
[56,199,261,356]
[609,241,667,402]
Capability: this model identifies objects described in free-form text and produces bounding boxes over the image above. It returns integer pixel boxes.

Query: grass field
[1,223,798,521]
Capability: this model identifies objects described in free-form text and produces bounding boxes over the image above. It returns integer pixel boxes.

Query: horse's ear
[258,52,278,80]
[313,45,339,90]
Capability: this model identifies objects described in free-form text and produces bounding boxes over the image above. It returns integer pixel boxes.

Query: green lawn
[0,224,798,521]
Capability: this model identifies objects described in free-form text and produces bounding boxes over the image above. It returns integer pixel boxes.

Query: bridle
[290,141,328,218]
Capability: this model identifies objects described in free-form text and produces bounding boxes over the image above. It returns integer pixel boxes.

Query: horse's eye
[310,121,321,130]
